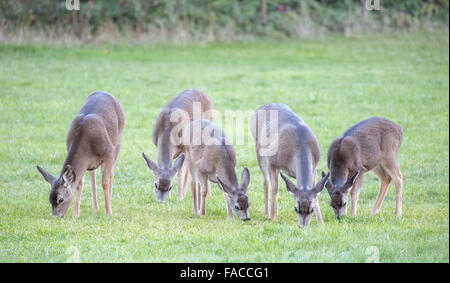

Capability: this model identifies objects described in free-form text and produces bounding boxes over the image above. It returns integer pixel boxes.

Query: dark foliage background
[0,0,448,43]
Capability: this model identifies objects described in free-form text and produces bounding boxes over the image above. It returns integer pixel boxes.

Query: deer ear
[172,153,185,172]
[313,172,330,195]
[142,152,158,172]
[343,171,360,191]
[62,164,75,187]
[36,166,56,184]
[280,172,298,194]
[349,171,360,185]
[322,171,333,194]
[217,176,232,195]
[240,167,250,192]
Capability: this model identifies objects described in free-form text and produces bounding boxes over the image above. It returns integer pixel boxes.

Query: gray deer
[142,89,213,202]
[251,103,329,227]
[37,91,125,217]
[183,119,250,221]
[325,117,403,218]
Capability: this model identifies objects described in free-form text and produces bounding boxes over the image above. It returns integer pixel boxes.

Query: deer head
[324,170,360,219]
[142,152,185,202]
[280,171,330,227]
[217,167,251,221]
[36,164,76,217]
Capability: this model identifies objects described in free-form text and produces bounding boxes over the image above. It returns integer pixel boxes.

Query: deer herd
[37,89,403,228]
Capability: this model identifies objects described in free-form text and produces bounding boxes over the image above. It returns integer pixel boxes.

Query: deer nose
[243,217,250,222]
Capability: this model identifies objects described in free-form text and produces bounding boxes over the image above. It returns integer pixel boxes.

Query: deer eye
[169,185,173,191]
[154,182,158,189]
[294,206,299,213]
[234,205,240,210]
[58,198,64,204]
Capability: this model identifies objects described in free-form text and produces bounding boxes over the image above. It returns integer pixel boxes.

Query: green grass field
[0,32,448,262]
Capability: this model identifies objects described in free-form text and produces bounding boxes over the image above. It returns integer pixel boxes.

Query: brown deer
[36,91,125,217]
[142,89,213,202]
[183,119,250,221]
[325,117,403,218]
[251,103,329,227]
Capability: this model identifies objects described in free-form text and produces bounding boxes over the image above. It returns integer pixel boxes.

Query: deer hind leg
[90,170,98,212]
[350,172,365,217]
[371,165,392,216]
[101,161,113,215]
[109,170,114,199]
[198,173,210,216]
[269,167,280,220]
[382,156,403,217]
[73,175,84,218]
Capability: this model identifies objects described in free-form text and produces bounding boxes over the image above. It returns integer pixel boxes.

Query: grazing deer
[142,89,213,202]
[251,103,329,227]
[36,91,125,217]
[325,117,403,218]
[183,119,250,221]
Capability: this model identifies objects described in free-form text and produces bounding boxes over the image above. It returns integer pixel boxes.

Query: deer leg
[183,169,191,199]
[109,170,114,199]
[191,179,198,214]
[189,168,199,214]
[371,166,391,215]
[263,179,270,218]
[73,175,84,218]
[90,170,98,212]
[350,172,364,217]
[199,174,209,216]
[382,157,403,217]
[269,168,279,220]
[224,193,234,220]
[258,157,271,218]
[101,162,113,215]
[177,163,186,201]
[314,197,323,225]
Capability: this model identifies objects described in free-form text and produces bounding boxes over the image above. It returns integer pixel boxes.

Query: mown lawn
[0,31,448,262]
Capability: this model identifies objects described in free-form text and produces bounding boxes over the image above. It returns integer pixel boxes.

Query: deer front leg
[182,168,191,199]
[315,197,324,225]
[269,168,279,220]
[190,172,199,214]
[350,173,364,217]
[199,174,210,216]
[372,166,391,216]
[90,170,98,212]
[101,163,113,215]
[224,194,234,220]
[263,179,270,218]
[74,176,84,218]
[177,163,186,201]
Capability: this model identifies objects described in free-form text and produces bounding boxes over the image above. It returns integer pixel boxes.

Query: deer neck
[294,147,314,190]
[216,150,238,190]
[157,126,173,168]
[61,141,90,187]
